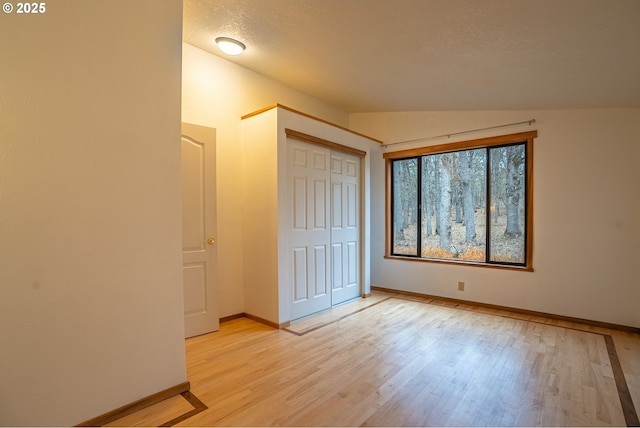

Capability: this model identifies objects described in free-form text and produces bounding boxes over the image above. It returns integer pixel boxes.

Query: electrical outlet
[458,281,465,291]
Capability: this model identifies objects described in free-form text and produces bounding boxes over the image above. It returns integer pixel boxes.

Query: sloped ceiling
[183,0,640,112]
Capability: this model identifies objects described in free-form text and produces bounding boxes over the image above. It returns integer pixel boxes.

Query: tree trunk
[459,150,476,243]
[433,156,441,237]
[490,148,505,226]
[394,160,413,242]
[437,154,452,250]
[422,158,432,237]
[505,146,523,237]
[454,184,463,224]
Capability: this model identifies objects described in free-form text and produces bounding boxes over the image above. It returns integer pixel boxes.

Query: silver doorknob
[206,237,216,245]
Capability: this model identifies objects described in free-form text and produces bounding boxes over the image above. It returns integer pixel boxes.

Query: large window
[385,131,536,270]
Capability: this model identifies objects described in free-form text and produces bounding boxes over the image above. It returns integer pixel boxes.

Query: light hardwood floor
[109,291,640,427]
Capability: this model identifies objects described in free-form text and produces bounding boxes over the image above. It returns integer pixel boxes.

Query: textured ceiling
[183,0,640,112]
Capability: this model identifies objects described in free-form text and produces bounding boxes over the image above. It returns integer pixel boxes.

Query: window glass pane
[489,144,525,264]
[392,158,418,256]
[421,150,486,261]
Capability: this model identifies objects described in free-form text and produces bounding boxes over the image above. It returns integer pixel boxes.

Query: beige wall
[0,1,185,425]
[182,43,350,317]
[351,109,640,328]
[240,108,280,322]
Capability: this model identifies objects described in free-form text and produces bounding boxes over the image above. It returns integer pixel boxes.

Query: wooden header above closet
[241,103,384,145]
[285,129,367,158]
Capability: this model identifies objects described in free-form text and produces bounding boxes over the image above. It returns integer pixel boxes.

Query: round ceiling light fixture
[215,37,246,56]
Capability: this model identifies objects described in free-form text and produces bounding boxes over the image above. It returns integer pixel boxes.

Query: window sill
[384,254,534,272]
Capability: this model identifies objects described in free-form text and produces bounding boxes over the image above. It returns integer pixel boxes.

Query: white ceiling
[183,0,640,112]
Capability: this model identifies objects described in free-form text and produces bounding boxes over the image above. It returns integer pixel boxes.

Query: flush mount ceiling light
[215,37,246,55]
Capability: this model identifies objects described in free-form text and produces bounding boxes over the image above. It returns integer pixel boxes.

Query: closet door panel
[314,245,328,296]
[292,247,308,302]
[331,242,343,290]
[287,140,332,320]
[331,153,361,305]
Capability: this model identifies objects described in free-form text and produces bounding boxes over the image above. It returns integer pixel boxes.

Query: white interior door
[330,153,361,305]
[181,123,218,338]
[287,139,332,320]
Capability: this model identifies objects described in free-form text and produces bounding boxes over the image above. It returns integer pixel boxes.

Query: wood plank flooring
[109,291,640,427]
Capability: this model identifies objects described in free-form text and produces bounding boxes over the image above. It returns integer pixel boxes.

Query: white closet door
[287,140,332,320]
[330,153,361,305]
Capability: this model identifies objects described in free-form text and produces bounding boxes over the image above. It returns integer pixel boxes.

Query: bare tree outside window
[489,144,526,264]
[392,158,418,256]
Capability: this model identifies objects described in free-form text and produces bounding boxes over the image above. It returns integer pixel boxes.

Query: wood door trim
[241,103,383,144]
[285,128,367,158]
[283,298,391,336]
